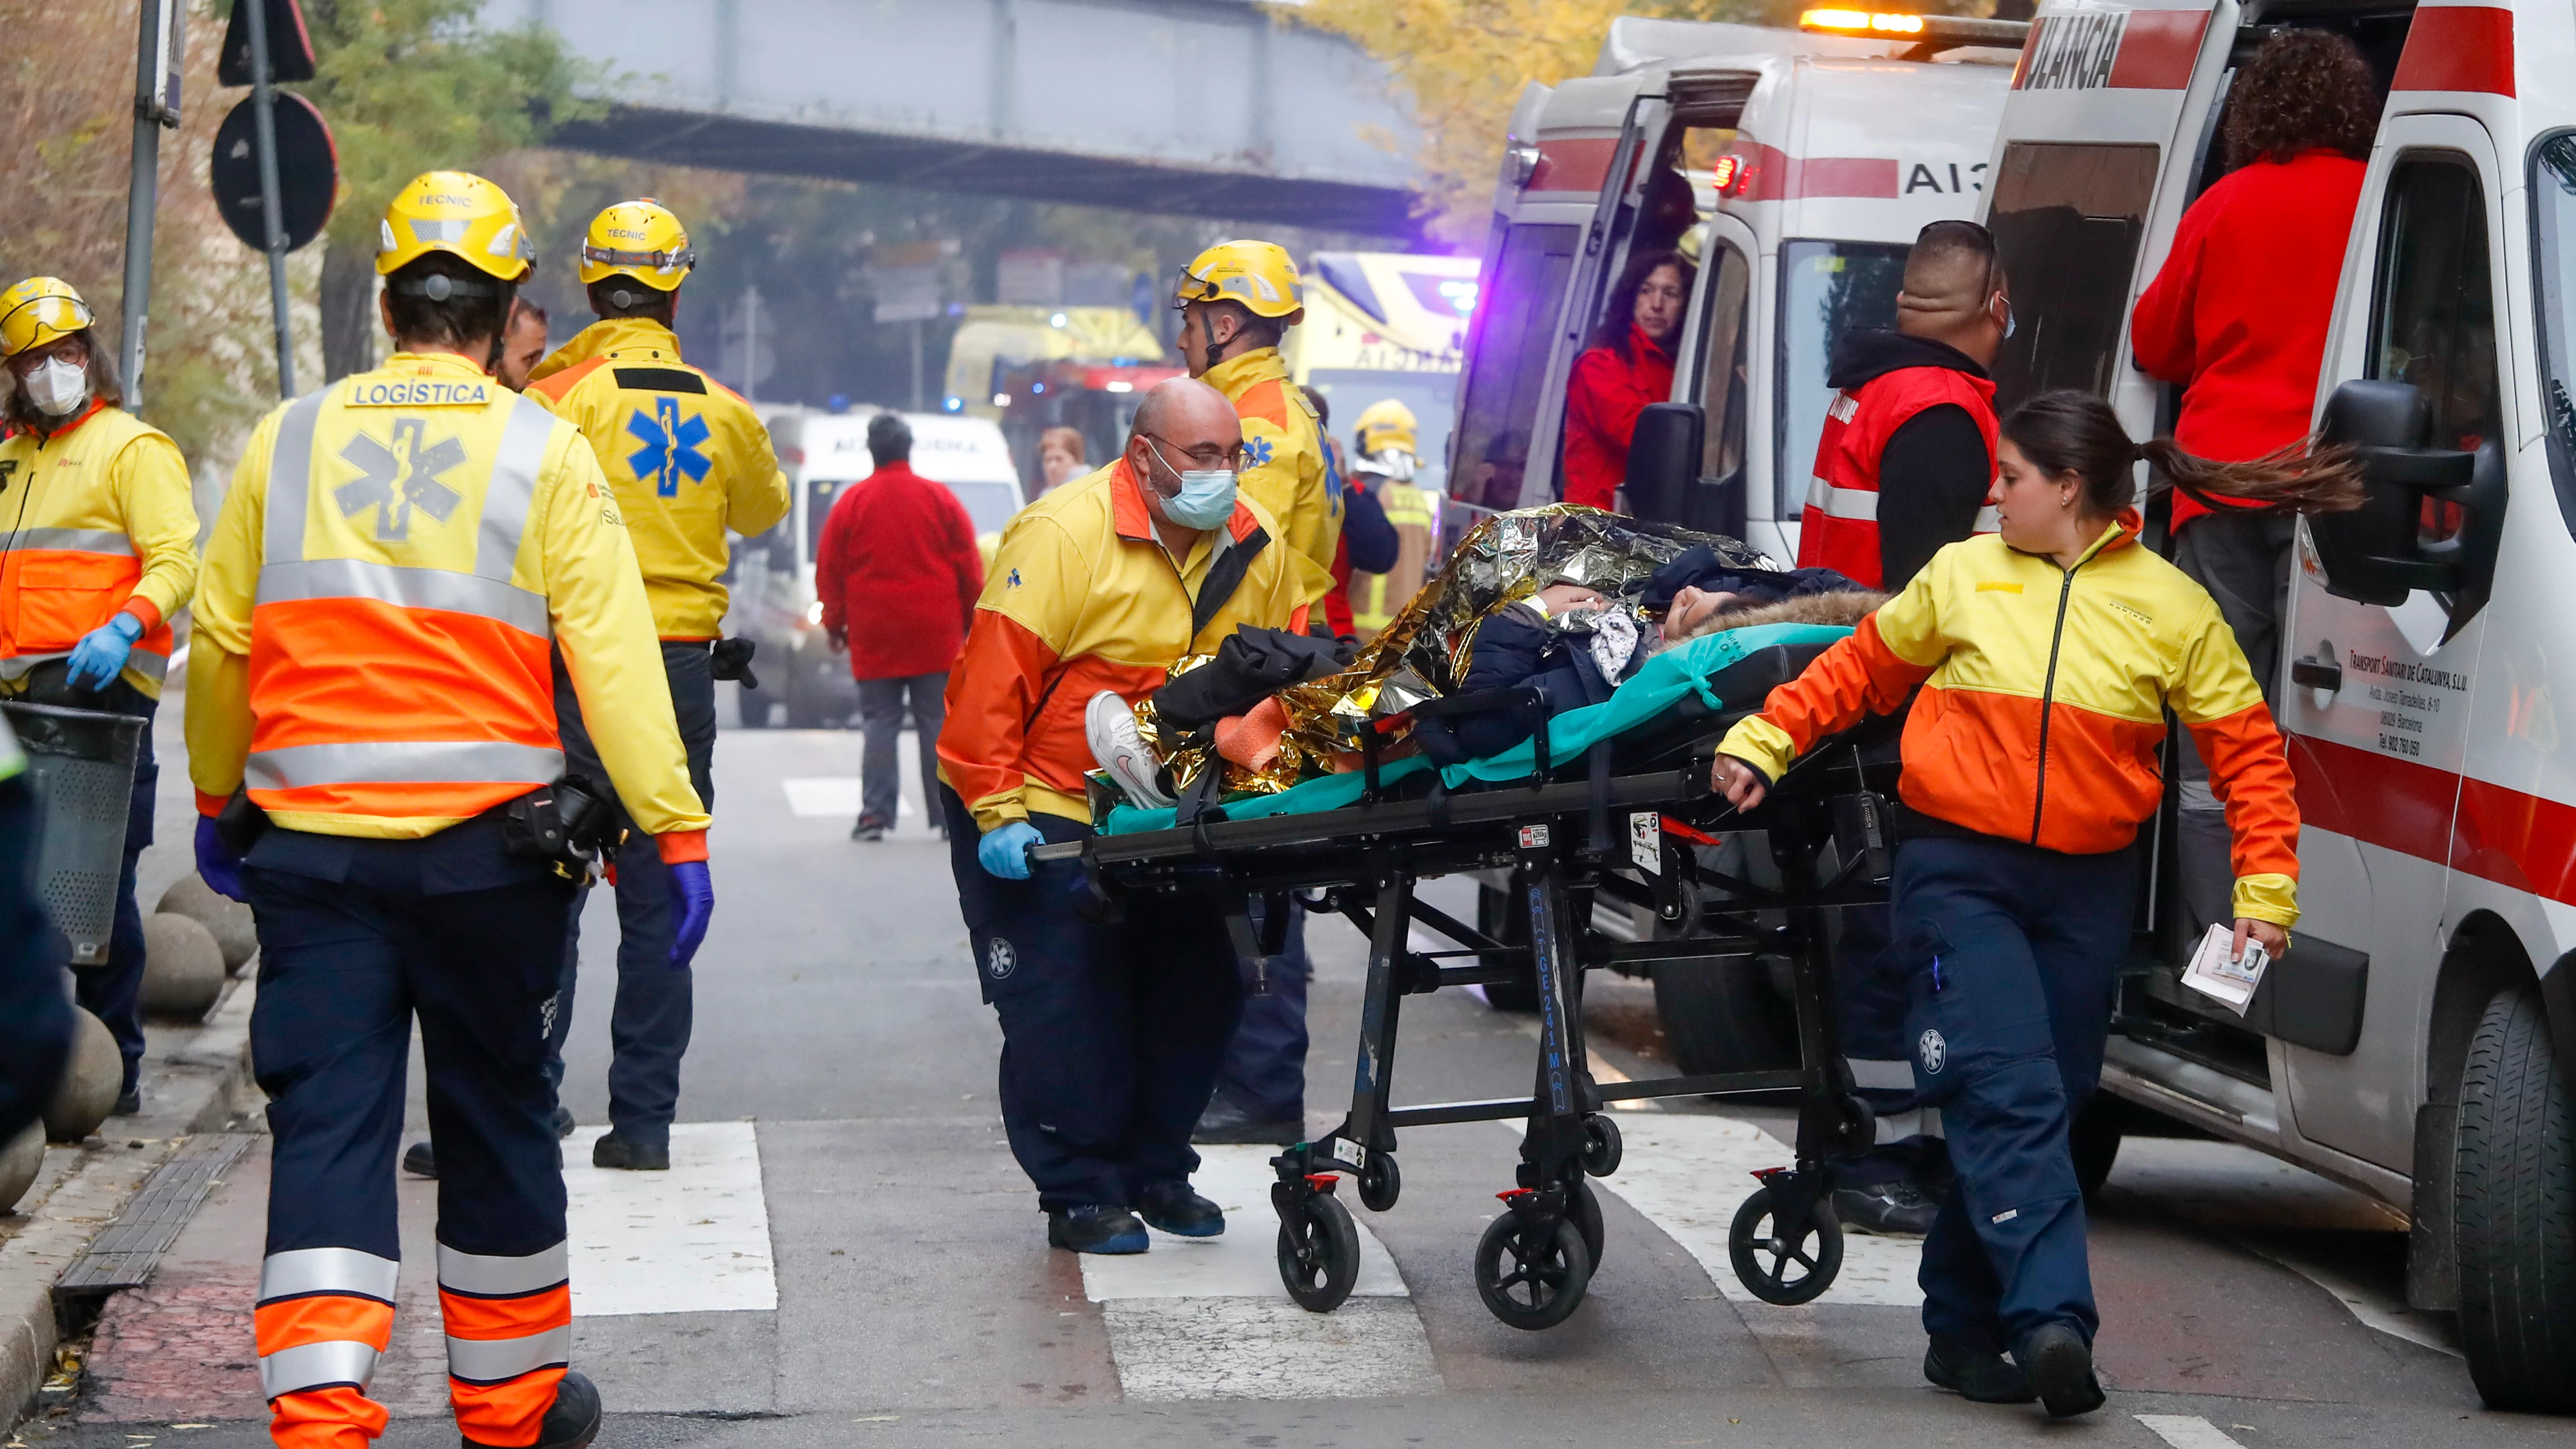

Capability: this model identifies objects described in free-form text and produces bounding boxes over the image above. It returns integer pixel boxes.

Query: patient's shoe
[1087,692,1175,809]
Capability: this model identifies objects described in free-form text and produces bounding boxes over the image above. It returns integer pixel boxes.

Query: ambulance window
[2531,135,2576,536]
[2369,151,2499,549]
[1452,223,1578,510]
[1985,141,2162,409]
[1696,241,1752,484]
[1774,241,1908,519]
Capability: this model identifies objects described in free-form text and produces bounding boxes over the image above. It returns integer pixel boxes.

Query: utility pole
[245,0,295,397]
[118,0,184,409]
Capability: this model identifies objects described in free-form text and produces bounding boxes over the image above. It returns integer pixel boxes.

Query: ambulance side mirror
[2309,379,2499,630]
[1626,402,1702,525]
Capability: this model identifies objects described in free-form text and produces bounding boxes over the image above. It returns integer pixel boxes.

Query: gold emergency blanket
[1139,504,1772,798]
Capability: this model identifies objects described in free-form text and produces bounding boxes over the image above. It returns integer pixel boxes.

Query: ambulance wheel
[1276,1189,1360,1313]
[1568,1177,1605,1269]
[2454,986,2576,1412]
[1728,1185,1842,1306]
[1581,1113,1623,1177]
[1475,1214,1591,1330]
[1357,1153,1401,1213]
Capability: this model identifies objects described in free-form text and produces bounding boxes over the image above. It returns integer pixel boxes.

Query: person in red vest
[1562,248,1694,511]
[1798,221,2011,589]
[816,413,984,841]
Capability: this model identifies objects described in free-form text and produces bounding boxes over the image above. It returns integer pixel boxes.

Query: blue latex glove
[667,858,713,969]
[194,816,246,903]
[978,820,1042,880]
[64,613,143,692]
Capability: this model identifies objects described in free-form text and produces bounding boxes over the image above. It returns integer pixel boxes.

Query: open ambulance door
[1660,209,1762,544]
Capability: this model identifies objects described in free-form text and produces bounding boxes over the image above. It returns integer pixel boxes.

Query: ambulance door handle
[2290,657,2342,693]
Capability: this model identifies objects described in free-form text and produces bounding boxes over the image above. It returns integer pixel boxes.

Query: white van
[728,408,1023,728]
[1982,0,2574,1408]
[1448,14,2019,566]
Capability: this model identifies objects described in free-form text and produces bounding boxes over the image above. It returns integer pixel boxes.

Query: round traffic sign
[212,92,337,254]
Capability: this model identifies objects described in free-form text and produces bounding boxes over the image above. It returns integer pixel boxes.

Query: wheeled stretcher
[1033,622,1902,1329]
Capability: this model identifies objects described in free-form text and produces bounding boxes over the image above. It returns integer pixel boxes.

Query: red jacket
[1562,325,1676,510]
[814,460,984,680]
[2132,150,2367,529]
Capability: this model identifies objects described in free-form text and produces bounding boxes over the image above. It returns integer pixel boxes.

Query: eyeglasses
[1147,433,1253,471]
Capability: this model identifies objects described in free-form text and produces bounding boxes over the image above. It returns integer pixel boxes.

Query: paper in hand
[2181,921,2269,1016]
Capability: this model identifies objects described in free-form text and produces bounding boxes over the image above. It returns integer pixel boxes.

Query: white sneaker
[1086,691,1175,809]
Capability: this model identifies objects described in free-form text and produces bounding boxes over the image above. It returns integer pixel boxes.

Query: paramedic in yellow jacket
[522,200,789,1173]
[0,276,198,1113]
[187,172,710,1449]
[1173,241,1338,608]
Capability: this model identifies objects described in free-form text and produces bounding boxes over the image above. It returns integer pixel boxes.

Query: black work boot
[1190,1095,1301,1146]
[591,1131,669,1171]
[2018,1322,2106,1417]
[1046,1204,1149,1254]
[1136,1181,1226,1238]
[465,1366,601,1449]
[1923,1332,2035,1403]
[403,1141,438,1178]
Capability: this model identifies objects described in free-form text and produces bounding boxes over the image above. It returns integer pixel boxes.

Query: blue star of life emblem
[1244,435,1274,469]
[626,397,711,498]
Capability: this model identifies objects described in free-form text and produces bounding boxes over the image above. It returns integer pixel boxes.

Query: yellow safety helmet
[579,199,696,291]
[1354,399,1419,458]
[374,170,534,282]
[1173,240,1304,321]
[0,277,95,358]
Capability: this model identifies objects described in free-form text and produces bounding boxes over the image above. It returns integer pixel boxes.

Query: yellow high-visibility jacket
[0,403,199,698]
[524,318,790,640]
[188,351,711,854]
[1203,347,1338,607]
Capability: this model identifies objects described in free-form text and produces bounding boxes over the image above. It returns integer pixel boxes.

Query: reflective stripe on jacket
[0,404,198,698]
[1721,517,2299,926]
[187,352,710,853]
[524,318,790,639]
[937,458,1310,831]
[1203,347,1338,607]
[1350,480,1434,637]
[1797,364,1999,589]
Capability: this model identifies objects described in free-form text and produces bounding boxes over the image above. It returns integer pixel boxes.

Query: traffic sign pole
[118,0,182,409]
[245,0,294,397]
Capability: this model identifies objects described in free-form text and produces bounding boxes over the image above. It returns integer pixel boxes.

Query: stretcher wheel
[1475,1213,1592,1330]
[1569,1177,1605,1269]
[1357,1153,1401,1213]
[1728,1184,1843,1306]
[1581,1114,1623,1177]
[1276,1188,1360,1313]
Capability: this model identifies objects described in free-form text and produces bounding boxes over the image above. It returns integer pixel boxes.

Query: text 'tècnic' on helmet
[375,171,535,282]
[580,200,695,292]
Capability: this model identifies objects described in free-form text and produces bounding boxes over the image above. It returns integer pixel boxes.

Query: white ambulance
[1447,13,2020,564]
[1983,0,2574,1408]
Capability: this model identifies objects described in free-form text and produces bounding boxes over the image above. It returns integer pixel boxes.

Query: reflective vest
[1797,366,2000,589]
[1350,480,1435,637]
[0,405,199,697]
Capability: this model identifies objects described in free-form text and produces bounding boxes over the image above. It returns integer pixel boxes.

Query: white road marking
[781,776,913,818]
[1079,1144,1436,1399]
[2228,1235,2461,1358]
[1577,1113,1924,1307]
[564,1123,776,1316]
[2135,1414,2248,1449]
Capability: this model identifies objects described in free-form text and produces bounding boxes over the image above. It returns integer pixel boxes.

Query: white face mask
[21,356,88,417]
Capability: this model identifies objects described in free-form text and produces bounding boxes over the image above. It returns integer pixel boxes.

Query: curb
[0,973,257,1432]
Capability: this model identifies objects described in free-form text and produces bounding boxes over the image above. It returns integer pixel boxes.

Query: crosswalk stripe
[2135,1414,2249,1448]
[1079,1145,1438,1399]
[781,776,914,817]
[564,1123,776,1317]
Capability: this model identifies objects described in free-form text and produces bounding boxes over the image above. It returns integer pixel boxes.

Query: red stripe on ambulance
[1530,138,1620,193]
[1731,143,1900,201]
[2105,10,2209,89]
[2290,733,2576,907]
[2391,5,2515,97]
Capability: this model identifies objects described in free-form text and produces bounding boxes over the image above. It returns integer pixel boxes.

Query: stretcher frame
[1033,641,1899,1327]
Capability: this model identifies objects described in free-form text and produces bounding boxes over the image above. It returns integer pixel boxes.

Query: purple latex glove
[194,815,246,902]
[668,858,713,968]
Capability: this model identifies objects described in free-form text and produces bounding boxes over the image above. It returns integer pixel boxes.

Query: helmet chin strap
[1201,307,1229,374]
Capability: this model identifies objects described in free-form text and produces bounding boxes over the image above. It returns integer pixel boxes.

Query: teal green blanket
[1099,621,1850,835]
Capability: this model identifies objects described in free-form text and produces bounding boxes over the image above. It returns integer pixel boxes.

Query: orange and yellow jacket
[187,351,710,857]
[0,403,199,699]
[524,317,790,640]
[1203,347,1338,607]
[1718,516,2299,926]
[938,458,1311,832]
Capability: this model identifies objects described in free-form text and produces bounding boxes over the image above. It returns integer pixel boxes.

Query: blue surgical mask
[1151,442,1238,530]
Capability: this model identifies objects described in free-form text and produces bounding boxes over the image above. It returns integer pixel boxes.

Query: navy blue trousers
[1829,902,1949,1190]
[1890,832,2135,1355]
[246,819,575,1262]
[552,644,716,1150]
[942,786,1242,1212]
[1213,896,1309,1124]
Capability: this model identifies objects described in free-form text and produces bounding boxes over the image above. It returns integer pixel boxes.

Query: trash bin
[0,701,144,967]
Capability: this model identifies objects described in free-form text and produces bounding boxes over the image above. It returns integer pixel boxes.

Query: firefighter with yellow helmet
[1171,241,1338,607]
[511,199,787,1174]
[0,275,199,1113]
[1346,399,1437,639]
[188,171,713,1449]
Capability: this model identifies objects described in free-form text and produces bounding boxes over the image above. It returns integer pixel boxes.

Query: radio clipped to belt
[503,774,625,884]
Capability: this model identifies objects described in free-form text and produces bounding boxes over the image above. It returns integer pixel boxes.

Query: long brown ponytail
[2003,390,2365,520]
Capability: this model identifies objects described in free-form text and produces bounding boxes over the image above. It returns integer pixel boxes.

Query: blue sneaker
[1137,1181,1225,1238]
[1048,1204,1150,1254]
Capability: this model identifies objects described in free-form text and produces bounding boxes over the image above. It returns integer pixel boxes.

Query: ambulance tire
[2453,985,2576,1413]
[1475,884,1540,1012]
[1651,952,1798,1079]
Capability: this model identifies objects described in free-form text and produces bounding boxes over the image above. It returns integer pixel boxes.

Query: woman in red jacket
[1562,248,1694,511]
